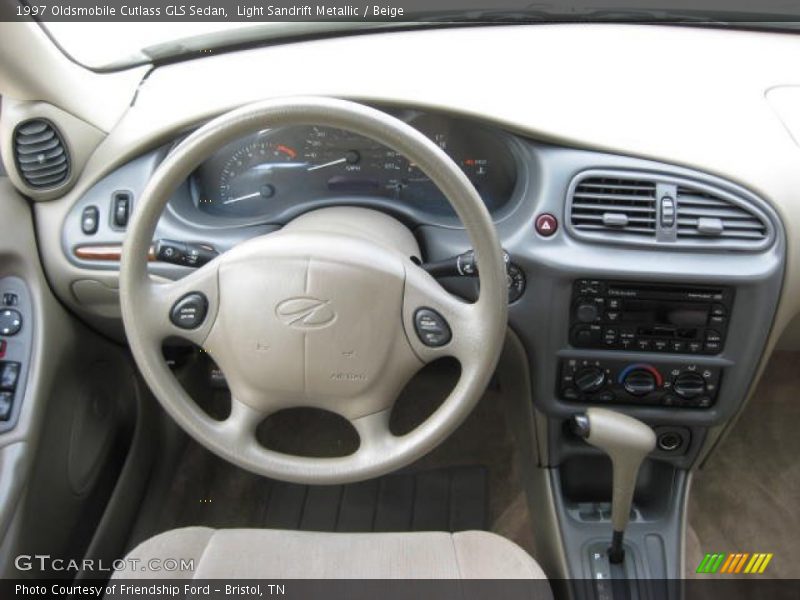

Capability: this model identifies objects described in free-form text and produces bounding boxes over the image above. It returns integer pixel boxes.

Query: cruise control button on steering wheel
[414,308,452,347]
[170,293,208,329]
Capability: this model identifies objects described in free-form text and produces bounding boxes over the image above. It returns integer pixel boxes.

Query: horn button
[204,244,419,418]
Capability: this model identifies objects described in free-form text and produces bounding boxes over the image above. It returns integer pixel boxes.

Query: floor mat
[128,358,530,553]
[149,443,487,536]
[688,351,800,578]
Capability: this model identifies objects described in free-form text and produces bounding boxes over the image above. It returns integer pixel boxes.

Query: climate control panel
[559,357,721,409]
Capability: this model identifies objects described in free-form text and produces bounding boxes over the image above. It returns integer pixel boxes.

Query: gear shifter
[571,407,656,564]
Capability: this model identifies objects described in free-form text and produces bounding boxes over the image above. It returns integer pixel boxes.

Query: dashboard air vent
[569,176,657,236]
[13,119,70,189]
[675,186,768,242]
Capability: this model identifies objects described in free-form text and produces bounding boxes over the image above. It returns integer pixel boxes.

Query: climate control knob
[673,372,706,399]
[574,367,606,393]
[623,369,657,396]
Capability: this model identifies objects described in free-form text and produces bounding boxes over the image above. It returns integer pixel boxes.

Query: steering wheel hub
[204,226,421,419]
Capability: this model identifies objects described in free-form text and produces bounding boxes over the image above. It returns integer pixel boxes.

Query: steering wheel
[120,97,508,484]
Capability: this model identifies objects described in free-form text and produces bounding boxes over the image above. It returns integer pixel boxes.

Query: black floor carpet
[127,358,526,552]
[145,441,488,538]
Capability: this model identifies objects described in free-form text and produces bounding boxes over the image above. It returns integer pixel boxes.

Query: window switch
[0,362,20,391]
[0,391,12,421]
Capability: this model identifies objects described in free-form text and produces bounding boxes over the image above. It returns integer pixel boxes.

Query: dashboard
[8,25,792,488]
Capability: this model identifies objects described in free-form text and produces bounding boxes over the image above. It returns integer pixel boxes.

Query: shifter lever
[571,407,656,564]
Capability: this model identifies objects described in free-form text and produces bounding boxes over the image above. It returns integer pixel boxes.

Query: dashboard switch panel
[569,279,733,355]
[0,277,32,431]
[559,358,722,409]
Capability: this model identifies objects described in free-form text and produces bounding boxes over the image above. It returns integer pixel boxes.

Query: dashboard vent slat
[675,185,768,242]
[13,119,70,189]
[569,176,657,237]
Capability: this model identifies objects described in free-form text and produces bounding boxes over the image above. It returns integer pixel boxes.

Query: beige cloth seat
[115,527,550,582]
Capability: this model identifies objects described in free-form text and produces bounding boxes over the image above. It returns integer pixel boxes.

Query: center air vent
[566,169,774,251]
[13,119,70,189]
[675,185,768,242]
[569,175,657,236]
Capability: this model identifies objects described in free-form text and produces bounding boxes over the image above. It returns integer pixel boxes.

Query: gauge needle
[223,191,262,204]
[307,157,348,172]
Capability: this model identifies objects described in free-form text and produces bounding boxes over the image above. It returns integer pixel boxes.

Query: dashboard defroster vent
[13,119,70,189]
[569,175,657,237]
[675,185,768,243]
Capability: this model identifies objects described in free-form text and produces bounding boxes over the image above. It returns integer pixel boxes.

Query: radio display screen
[620,300,709,327]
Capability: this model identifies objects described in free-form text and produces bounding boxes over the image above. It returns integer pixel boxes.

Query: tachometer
[216,138,302,214]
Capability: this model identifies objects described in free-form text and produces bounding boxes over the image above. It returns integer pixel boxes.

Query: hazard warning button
[535,213,558,237]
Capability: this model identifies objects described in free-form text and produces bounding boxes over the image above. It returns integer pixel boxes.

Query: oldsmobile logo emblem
[275,296,336,329]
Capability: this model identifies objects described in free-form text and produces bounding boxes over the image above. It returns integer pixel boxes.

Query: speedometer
[301,126,404,195]
[302,126,365,172]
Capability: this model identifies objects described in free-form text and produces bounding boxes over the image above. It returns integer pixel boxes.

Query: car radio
[569,280,734,355]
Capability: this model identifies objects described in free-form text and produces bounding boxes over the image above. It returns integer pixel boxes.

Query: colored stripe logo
[696,552,773,574]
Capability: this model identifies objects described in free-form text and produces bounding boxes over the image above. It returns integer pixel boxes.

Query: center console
[542,267,780,592]
[560,279,732,412]
[418,142,786,591]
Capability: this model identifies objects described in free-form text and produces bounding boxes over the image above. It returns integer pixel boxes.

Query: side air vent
[675,185,768,243]
[13,119,70,189]
[569,175,657,236]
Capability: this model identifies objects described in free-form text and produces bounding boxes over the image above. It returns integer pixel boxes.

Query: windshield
[40,1,800,71]
[43,23,309,69]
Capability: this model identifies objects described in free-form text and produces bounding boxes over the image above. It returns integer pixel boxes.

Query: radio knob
[574,367,607,393]
[576,303,600,323]
[623,369,657,396]
[673,372,706,399]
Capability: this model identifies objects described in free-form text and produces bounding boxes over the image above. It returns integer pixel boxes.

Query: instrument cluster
[190,111,518,220]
